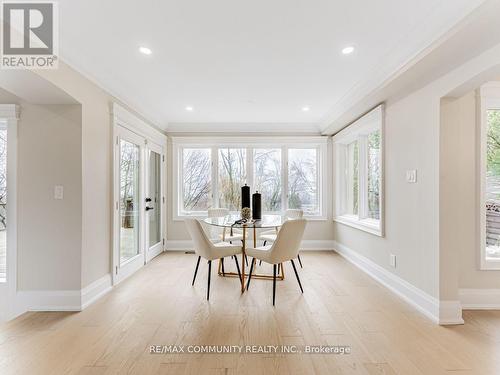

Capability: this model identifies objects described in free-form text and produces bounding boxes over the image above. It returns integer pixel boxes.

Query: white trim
[333,240,463,325]
[165,239,335,251]
[167,122,319,134]
[16,290,82,312]
[439,301,464,325]
[459,288,500,309]
[334,216,382,237]
[111,103,166,146]
[171,135,328,145]
[81,274,112,310]
[9,274,113,317]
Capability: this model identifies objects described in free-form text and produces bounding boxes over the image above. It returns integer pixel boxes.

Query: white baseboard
[81,273,112,309]
[165,239,335,251]
[16,290,81,312]
[459,288,500,309]
[439,300,464,325]
[333,241,463,325]
[14,273,113,316]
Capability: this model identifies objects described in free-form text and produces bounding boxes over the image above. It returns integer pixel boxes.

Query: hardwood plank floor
[1,251,500,375]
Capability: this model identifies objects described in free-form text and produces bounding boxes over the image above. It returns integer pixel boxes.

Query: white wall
[0,86,83,292]
[17,103,82,290]
[334,88,441,297]
[333,41,500,313]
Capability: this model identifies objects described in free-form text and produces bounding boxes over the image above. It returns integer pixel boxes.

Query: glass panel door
[145,144,164,262]
[114,125,165,283]
[114,126,145,284]
[119,139,141,264]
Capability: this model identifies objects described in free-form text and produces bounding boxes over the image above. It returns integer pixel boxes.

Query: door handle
[145,206,154,211]
[145,198,152,202]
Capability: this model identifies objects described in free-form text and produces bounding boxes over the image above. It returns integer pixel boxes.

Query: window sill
[480,259,500,271]
[334,215,383,237]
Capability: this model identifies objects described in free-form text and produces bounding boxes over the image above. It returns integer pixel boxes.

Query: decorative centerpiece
[241,207,252,221]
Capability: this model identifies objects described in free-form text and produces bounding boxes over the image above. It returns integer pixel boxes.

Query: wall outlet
[389,254,397,268]
[54,185,64,200]
[406,170,417,183]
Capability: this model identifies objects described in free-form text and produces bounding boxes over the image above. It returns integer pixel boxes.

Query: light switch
[54,185,64,200]
[389,254,397,268]
[406,170,417,183]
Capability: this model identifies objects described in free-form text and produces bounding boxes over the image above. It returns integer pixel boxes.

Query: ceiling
[58,0,487,132]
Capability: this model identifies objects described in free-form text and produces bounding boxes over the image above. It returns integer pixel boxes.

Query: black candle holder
[252,191,262,220]
[241,184,250,209]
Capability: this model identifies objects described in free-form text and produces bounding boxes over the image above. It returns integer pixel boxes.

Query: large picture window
[174,138,327,219]
[333,105,384,236]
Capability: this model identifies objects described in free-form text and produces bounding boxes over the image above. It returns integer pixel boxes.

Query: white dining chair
[185,219,242,300]
[245,219,307,306]
[258,209,304,267]
[207,207,249,266]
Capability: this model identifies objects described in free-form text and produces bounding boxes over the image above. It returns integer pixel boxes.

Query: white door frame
[0,104,19,322]
[111,104,166,285]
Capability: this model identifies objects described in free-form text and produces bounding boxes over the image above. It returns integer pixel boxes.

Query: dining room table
[203,214,285,293]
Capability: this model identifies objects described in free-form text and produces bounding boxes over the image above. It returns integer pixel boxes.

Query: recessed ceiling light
[139,46,152,55]
[342,46,355,55]
[185,106,193,111]
[302,106,310,112]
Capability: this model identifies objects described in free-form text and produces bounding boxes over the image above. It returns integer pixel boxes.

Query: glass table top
[203,214,283,229]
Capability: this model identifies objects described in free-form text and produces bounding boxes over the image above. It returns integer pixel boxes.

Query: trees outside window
[182,148,211,212]
[254,149,281,212]
[175,140,325,218]
[485,109,500,260]
[288,149,318,215]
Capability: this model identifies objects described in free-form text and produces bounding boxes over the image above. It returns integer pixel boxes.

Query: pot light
[342,46,354,55]
[185,106,194,111]
[139,46,152,55]
[302,106,310,112]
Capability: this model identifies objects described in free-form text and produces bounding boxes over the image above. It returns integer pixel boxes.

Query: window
[218,148,247,211]
[288,148,319,215]
[334,105,384,236]
[479,83,500,269]
[173,138,327,219]
[0,124,6,282]
[254,148,282,212]
[181,148,212,213]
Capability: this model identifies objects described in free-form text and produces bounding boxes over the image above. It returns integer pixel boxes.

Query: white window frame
[333,105,384,236]
[0,105,19,321]
[478,83,500,270]
[172,136,328,221]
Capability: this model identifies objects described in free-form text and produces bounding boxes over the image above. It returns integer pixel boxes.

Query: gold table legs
[217,225,285,292]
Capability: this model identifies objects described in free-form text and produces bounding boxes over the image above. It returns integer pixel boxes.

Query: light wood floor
[1,251,500,375]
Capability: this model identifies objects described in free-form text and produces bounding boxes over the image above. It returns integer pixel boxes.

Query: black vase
[241,184,250,209]
[252,191,262,220]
